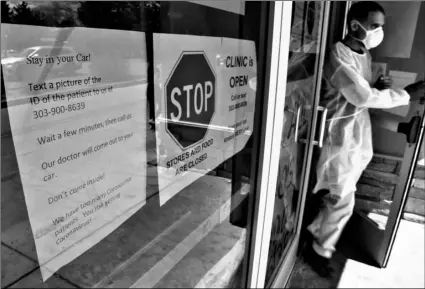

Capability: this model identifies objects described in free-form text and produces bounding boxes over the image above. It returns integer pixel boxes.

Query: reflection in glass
[1,1,268,288]
[265,1,325,285]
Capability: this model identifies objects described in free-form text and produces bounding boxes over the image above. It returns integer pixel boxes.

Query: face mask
[353,20,384,50]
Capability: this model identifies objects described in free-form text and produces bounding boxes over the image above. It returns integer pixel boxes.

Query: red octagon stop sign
[165,52,216,149]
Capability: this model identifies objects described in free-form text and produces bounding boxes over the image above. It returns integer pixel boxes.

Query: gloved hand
[405,80,425,102]
[374,75,392,90]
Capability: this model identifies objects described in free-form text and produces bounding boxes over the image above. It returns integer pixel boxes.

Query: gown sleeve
[328,47,410,109]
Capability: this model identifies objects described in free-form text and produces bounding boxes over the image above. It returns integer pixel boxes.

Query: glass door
[341,1,425,268]
[349,102,425,267]
[243,1,331,287]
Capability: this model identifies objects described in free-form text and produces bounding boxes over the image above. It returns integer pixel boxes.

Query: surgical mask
[353,20,384,50]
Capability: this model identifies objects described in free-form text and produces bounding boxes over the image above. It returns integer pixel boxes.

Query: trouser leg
[307,190,355,258]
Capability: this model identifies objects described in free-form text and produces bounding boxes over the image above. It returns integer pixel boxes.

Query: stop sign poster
[153,34,256,205]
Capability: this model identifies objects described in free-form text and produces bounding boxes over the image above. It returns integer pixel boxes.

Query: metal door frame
[269,2,331,287]
[245,1,331,287]
[245,2,293,288]
[381,108,425,267]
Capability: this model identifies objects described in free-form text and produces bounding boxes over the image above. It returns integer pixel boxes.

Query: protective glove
[374,75,393,90]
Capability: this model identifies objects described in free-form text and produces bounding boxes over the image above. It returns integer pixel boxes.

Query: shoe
[303,245,335,278]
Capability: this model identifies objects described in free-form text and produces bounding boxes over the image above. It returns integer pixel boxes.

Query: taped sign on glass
[1,24,148,281]
[153,34,256,205]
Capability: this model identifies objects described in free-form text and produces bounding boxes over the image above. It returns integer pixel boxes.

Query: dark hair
[347,1,385,24]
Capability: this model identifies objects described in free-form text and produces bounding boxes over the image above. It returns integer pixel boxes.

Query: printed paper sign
[389,70,418,89]
[1,24,148,281]
[381,70,418,117]
[153,34,256,205]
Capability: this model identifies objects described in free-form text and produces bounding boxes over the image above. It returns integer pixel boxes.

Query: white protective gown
[308,42,410,258]
[314,42,410,199]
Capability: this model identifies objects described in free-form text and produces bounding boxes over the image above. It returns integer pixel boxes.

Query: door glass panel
[333,1,425,268]
[1,1,271,288]
[354,1,425,231]
[359,107,424,231]
[265,2,326,285]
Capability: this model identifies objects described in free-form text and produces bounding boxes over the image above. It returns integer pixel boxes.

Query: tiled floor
[289,219,425,288]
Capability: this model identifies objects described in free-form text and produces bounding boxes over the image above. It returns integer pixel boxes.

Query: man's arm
[329,51,410,109]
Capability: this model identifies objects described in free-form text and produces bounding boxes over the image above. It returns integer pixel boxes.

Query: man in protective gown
[305,1,425,277]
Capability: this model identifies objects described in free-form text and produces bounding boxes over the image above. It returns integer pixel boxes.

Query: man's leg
[305,191,356,276]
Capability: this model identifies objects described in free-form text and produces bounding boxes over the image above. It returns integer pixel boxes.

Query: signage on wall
[153,34,257,205]
[1,24,148,281]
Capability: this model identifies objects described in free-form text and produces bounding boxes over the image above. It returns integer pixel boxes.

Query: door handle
[294,106,301,143]
[297,106,328,147]
[313,106,328,148]
[397,116,421,144]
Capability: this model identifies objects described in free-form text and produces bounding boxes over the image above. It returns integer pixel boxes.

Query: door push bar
[295,106,328,148]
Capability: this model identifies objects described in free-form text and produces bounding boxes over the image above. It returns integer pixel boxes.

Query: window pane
[1,1,270,287]
[264,1,326,285]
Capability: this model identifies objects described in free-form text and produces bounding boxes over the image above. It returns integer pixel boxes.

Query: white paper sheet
[153,34,257,206]
[1,24,148,281]
[189,1,245,15]
[389,70,418,89]
[380,70,418,117]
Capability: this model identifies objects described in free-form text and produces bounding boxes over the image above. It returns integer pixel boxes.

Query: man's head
[347,1,386,49]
